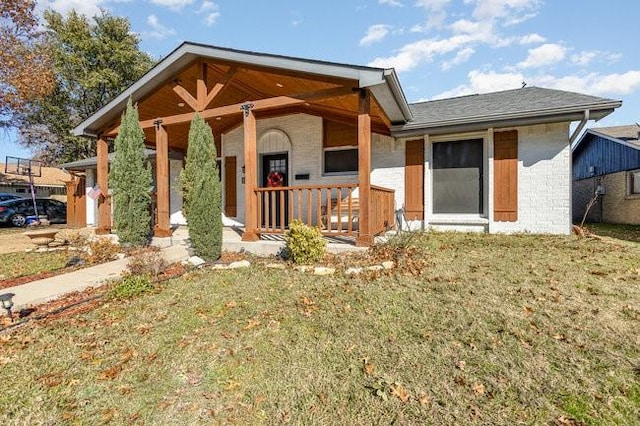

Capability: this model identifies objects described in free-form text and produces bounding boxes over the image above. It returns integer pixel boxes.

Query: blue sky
[3,0,639,159]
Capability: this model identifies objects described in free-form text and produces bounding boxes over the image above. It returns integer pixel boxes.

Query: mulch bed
[0,269,70,290]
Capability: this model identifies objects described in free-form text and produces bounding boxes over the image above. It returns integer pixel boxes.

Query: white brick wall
[489,122,571,234]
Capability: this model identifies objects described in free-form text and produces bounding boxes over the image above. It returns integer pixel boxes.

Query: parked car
[0,193,23,202]
[0,198,66,227]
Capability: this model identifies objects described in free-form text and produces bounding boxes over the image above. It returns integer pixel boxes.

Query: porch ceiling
[101,57,393,149]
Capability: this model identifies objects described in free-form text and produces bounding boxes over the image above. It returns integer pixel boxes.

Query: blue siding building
[572,126,640,224]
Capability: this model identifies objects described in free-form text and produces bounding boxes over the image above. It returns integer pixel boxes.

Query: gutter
[569,109,590,145]
[383,69,413,122]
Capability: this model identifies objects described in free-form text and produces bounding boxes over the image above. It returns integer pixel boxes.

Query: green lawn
[1,232,639,425]
[0,251,70,281]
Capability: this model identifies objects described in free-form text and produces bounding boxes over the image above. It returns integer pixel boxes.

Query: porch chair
[320,193,359,232]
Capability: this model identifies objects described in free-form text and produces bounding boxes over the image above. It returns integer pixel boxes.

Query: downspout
[569,109,590,145]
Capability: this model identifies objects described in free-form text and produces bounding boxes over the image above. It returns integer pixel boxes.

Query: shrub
[127,247,168,280]
[181,113,222,261]
[109,98,152,247]
[86,238,122,264]
[109,274,153,299]
[284,220,326,264]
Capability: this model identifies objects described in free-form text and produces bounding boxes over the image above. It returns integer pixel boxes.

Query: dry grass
[584,223,640,243]
[0,232,638,425]
[0,251,69,280]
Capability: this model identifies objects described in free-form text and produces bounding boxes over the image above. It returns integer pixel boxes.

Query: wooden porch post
[96,136,111,234]
[241,103,260,241]
[357,89,373,247]
[154,122,172,237]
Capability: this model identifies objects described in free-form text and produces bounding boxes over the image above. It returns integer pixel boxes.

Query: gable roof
[393,87,621,137]
[58,148,184,170]
[0,164,70,187]
[573,124,640,153]
[73,42,412,137]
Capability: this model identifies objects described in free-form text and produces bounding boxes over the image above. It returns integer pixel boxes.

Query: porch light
[177,102,185,108]
[276,83,283,88]
[0,293,15,319]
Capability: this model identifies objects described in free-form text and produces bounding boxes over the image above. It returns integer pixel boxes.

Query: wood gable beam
[172,82,199,111]
[202,66,238,110]
[107,96,306,135]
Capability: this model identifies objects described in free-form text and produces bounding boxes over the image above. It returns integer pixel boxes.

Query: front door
[261,153,289,228]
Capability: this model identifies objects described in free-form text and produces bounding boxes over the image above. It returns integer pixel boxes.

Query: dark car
[0,193,23,202]
[0,198,67,227]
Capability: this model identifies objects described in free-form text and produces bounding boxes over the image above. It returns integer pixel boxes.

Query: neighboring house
[572,125,640,225]
[68,42,621,245]
[0,163,69,202]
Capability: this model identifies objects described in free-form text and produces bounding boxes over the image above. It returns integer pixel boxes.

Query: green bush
[181,113,222,261]
[109,274,153,299]
[284,220,326,264]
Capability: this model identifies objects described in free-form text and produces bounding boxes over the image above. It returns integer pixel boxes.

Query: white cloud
[469,0,541,21]
[37,0,105,17]
[380,0,404,6]
[360,24,393,46]
[441,47,475,70]
[517,43,566,68]
[519,33,545,44]
[144,14,176,39]
[432,68,640,100]
[198,1,220,26]
[150,0,194,11]
[572,51,597,67]
[414,0,451,27]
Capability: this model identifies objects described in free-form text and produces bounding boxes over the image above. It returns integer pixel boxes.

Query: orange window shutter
[405,139,425,220]
[224,156,237,217]
[493,130,518,222]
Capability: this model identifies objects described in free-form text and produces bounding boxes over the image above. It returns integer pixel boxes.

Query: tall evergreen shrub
[109,99,152,246]
[181,113,222,260]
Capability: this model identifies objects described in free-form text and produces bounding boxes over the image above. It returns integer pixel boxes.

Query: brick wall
[489,122,572,234]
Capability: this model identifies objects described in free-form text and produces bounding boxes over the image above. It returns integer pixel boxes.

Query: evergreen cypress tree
[109,99,152,246]
[181,113,222,260]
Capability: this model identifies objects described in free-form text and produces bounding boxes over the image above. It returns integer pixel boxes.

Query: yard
[0,232,638,424]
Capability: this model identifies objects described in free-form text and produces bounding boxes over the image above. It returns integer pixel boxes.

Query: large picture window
[324,148,358,174]
[432,139,484,214]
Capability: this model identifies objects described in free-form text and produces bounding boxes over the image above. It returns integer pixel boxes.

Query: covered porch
[74,44,409,246]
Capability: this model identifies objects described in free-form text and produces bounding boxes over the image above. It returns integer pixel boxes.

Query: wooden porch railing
[370,185,395,235]
[254,183,395,238]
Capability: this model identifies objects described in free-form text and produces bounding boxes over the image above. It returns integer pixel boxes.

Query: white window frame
[628,169,640,197]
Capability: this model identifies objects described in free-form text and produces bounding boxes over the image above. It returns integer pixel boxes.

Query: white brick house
[65,42,621,243]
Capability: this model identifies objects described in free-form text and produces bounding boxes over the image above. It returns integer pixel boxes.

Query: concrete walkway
[1,244,190,313]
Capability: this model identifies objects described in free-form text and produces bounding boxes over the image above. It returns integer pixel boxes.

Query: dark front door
[261,153,289,228]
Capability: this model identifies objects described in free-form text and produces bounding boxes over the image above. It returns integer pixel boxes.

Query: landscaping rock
[294,265,313,273]
[65,256,85,268]
[365,265,384,272]
[228,260,251,269]
[211,263,229,270]
[313,267,335,276]
[188,256,206,267]
[115,253,126,260]
[48,241,65,248]
[266,263,286,269]
[381,261,395,270]
[345,267,363,276]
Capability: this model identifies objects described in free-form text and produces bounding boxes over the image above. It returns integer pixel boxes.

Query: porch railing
[370,185,395,235]
[254,183,395,238]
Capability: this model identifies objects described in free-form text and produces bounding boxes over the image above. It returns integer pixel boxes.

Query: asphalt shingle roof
[405,86,620,128]
[591,125,640,147]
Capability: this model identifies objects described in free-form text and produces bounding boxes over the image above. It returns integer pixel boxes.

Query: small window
[324,148,358,174]
[630,170,640,195]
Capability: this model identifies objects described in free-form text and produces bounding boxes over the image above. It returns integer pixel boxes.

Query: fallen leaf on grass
[471,383,485,396]
[554,415,585,425]
[38,373,63,387]
[552,334,567,341]
[243,319,261,330]
[101,409,116,424]
[98,364,122,380]
[456,360,466,371]
[390,383,410,403]
[136,323,152,335]
[524,306,534,314]
[364,362,375,375]
[300,296,315,306]
[118,385,133,395]
[417,392,430,406]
